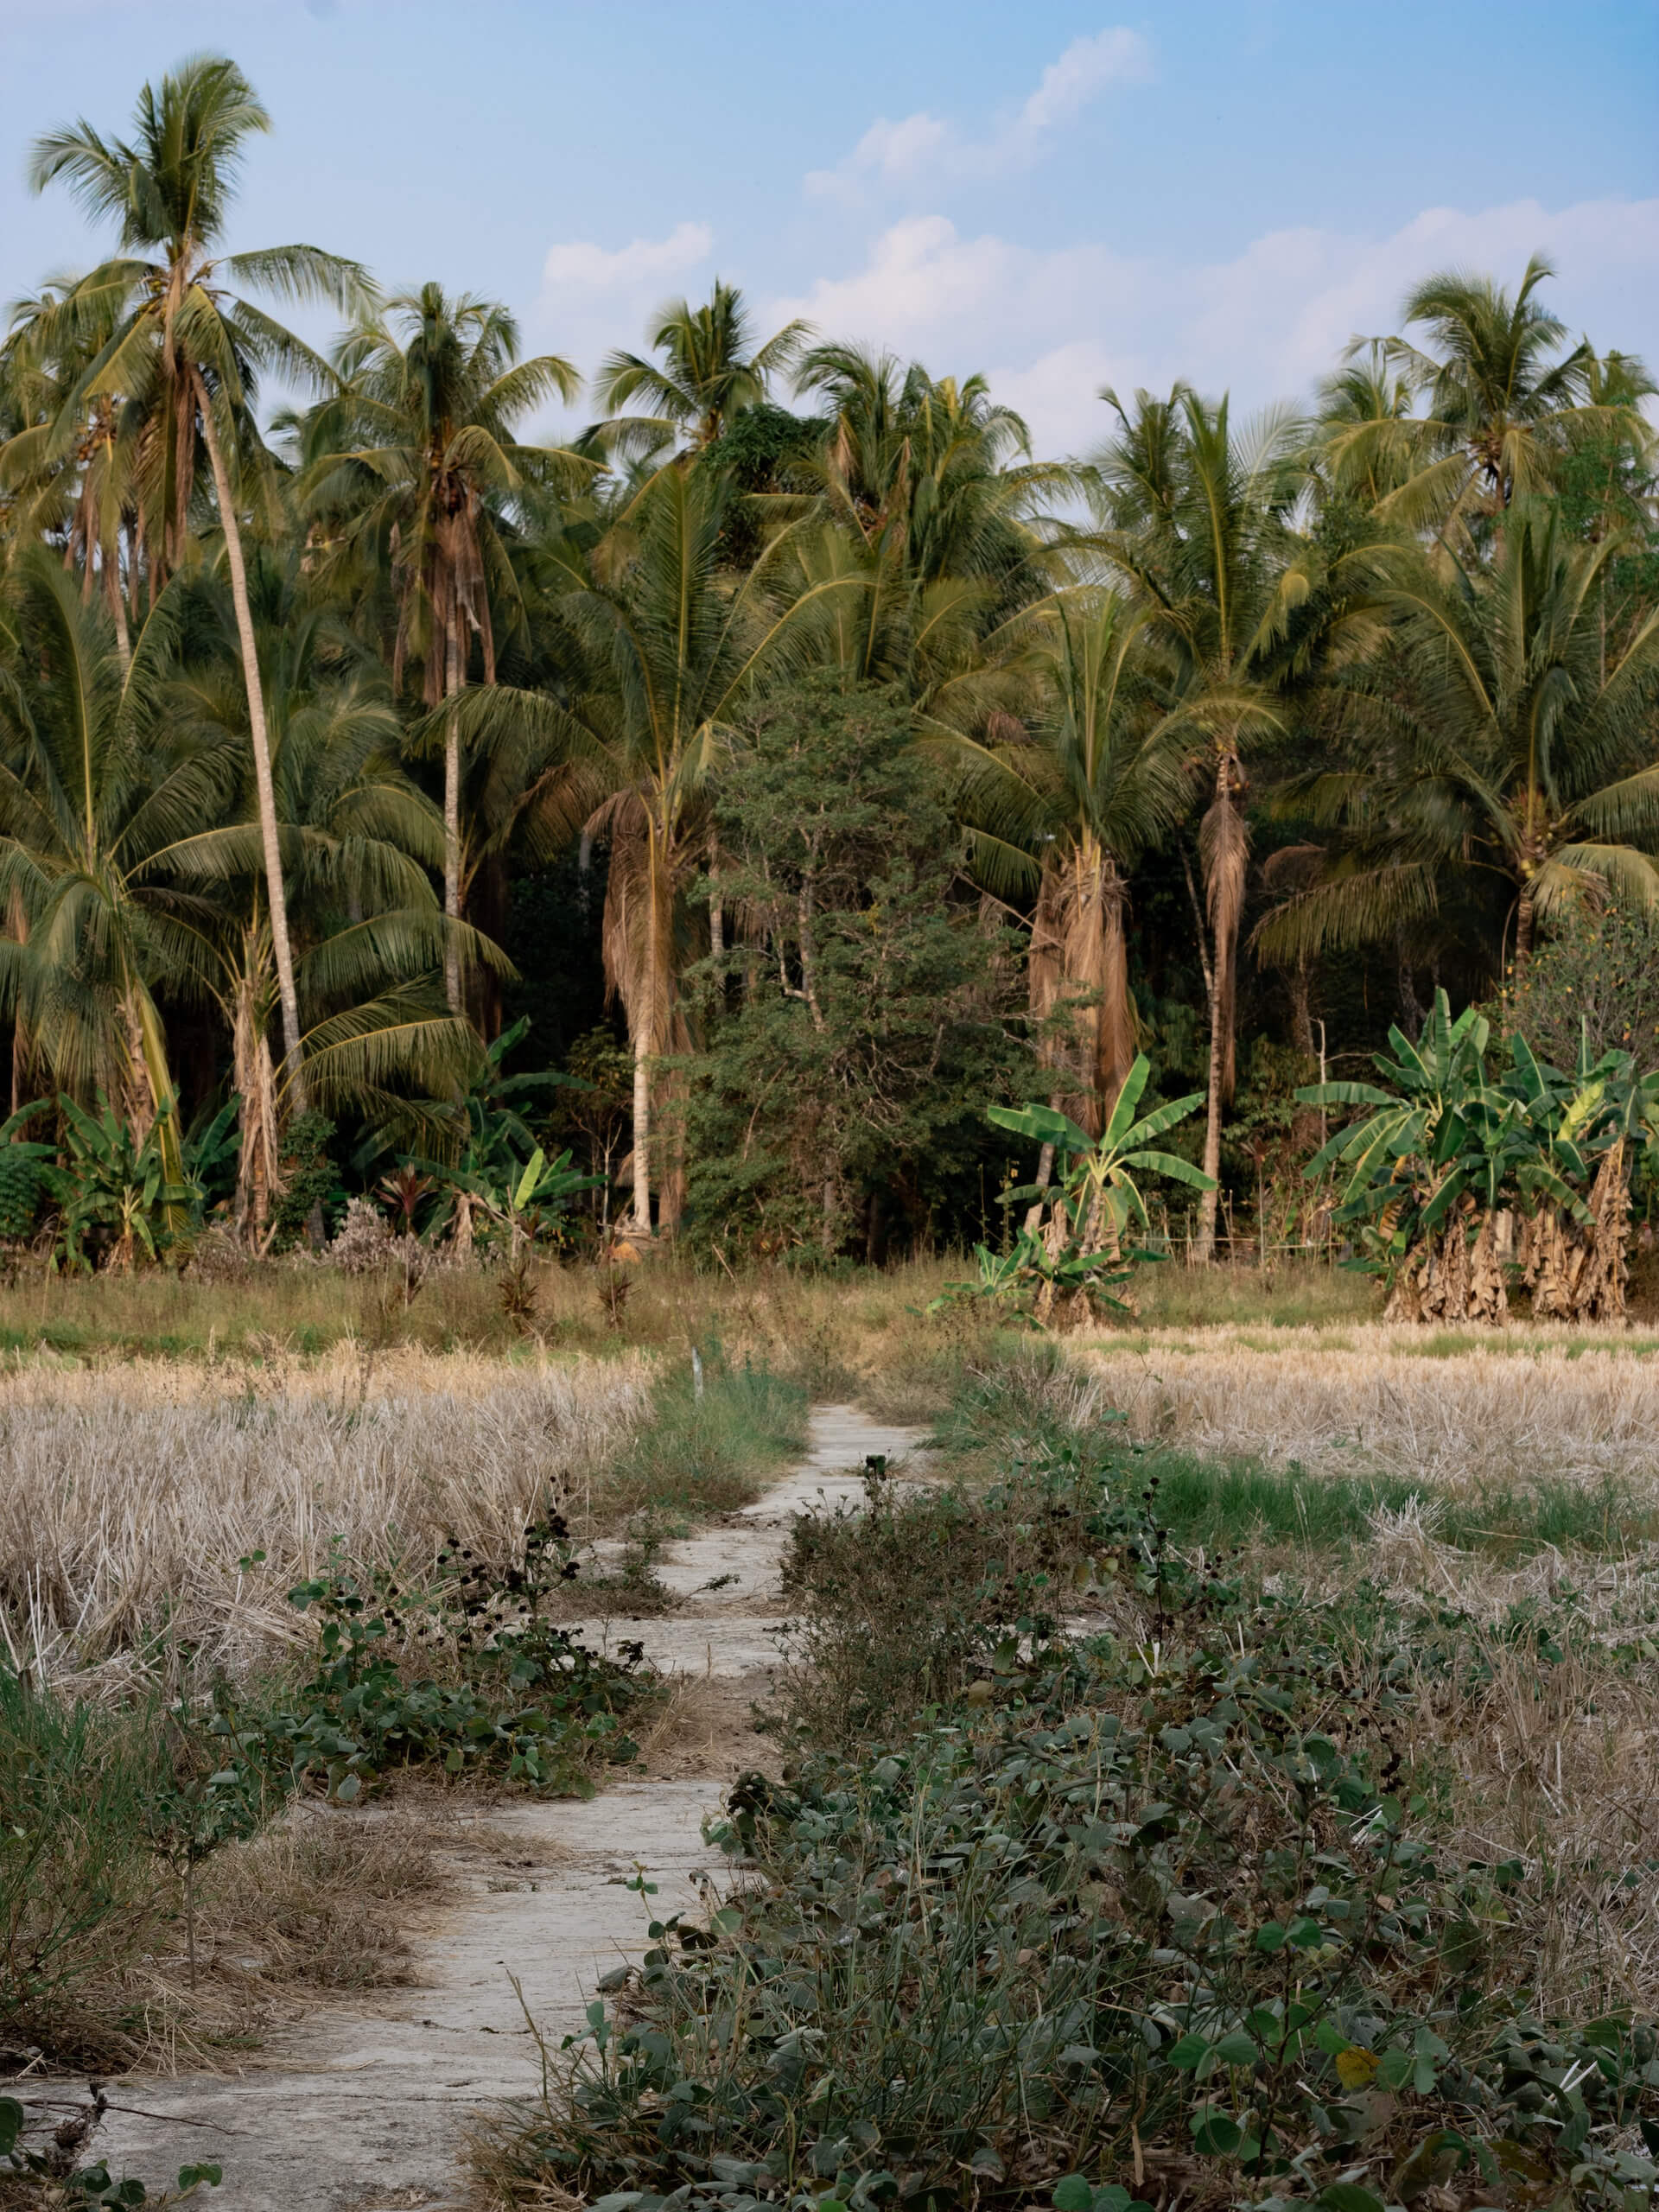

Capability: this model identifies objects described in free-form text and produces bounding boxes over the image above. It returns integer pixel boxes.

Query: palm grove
[2,55,1656,1271]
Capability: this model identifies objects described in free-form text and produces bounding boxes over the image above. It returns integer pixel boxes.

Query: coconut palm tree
[0,279,142,662]
[1086,384,1318,1258]
[29,54,374,1113]
[168,556,487,1237]
[1256,502,1659,982]
[595,280,809,461]
[943,589,1195,1132]
[299,284,582,1014]
[791,346,1065,684]
[1338,257,1650,542]
[0,551,239,1186]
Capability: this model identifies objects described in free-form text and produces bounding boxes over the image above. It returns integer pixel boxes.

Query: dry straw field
[0,1348,655,1688]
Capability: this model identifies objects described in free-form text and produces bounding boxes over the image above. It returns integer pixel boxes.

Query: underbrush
[483,1433,1659,2212]
[0,1497,653,2069]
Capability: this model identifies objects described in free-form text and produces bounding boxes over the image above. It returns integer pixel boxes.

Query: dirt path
[26,1406,922,2211]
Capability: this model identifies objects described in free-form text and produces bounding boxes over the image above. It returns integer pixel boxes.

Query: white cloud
[805,24,1152,202]
[539,219,713,296]
[805,113,950,199]
[766,196,1659,459]
[530,219,716,423]
[1020,28,1154,130]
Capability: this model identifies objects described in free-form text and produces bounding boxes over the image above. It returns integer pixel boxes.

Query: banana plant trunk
[193,372,308,1116]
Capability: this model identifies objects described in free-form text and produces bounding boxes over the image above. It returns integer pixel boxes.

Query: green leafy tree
[168,553,483,1237]
[1087,383,1320,1257]
[1259,503,1659,977]
[683,677,1027,1258]
[1338,255,1650,541]
[460,464,843,1235]
[945,588,1196,1133]
[0,553,240,1191]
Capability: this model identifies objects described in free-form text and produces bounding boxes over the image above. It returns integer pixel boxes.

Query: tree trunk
[467,848,508,1039]
[443,626,464,1017]
[709,831,724,959]
[1515,886,1535,973]
[193,372,308,1116]
[1094,855,1134,1113]
[232,928,279,1249]
[630,1016,652,1237]
[1196,971,1225,1263]
[1195,753,1247,1264]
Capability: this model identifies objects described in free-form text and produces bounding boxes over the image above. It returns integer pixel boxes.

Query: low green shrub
[0,1668,165,2063]
[270,1500,657,1799]
[486,1444,1659,2212]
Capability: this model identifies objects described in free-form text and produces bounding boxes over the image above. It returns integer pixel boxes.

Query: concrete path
[18,1406,923,2211]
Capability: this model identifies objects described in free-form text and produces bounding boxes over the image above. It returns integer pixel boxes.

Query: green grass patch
[1145,1453,1656,1560]
[602,1354,810,1523]
[929,1339,1657,1562]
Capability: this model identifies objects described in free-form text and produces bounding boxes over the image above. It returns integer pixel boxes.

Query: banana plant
[420,1141,601,1260]
[976,1055,1215,1325]
[1499,1027,1659,1319]
[48,1093,203,1271]
[1296,990,1646,1322]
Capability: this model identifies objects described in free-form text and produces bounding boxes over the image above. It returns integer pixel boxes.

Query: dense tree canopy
[2,54,1655,1262]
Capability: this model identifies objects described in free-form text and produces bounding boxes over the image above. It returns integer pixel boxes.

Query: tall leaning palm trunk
[31,57,370,1103]
[192,376,307,1110]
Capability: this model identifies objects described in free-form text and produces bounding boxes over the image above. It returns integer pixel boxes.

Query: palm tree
[1086,384,1318,1258]
[944,589,1194,1132]
[168,556,483,1236]
[300,284,581,1014]
[457,462,840,1234]
[791,346,1065,687]
[29,53,374,1113]
[1257,503,1659,981]
[595,280,809,460]
[0,551,238,1185]
[1337,256,1649,541]
[0,279,141,663]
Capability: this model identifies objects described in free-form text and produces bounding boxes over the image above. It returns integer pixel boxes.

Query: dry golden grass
[1074,1324,1659,1487]
[0,1351,653,1686]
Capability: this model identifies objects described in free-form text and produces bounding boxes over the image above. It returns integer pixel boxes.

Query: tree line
[3,54,1656,1263]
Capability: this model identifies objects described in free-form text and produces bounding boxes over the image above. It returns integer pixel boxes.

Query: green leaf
[1118,1089,1206,1147]
[1166,2035,1210,2069]
[1117,1147,1217,1191]
[1214,2030,1260,2065]
[1320,2185,1385,2212]
[1103,1054,1152,1145]
[1191,2110,1243,2156]
[1296,1081,1398,1107]
[988,1101,1094,1154]
[1053,2177,1095,2211]
[0,2096,21,2155]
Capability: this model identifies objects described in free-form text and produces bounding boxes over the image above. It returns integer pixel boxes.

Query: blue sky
[3,0,1656,455]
